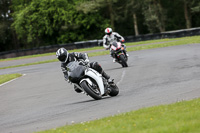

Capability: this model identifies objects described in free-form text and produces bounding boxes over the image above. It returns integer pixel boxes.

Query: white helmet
[56,48,69,63]
[105,28,112,35]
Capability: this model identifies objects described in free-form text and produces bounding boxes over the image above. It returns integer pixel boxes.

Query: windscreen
[66,61,80,72]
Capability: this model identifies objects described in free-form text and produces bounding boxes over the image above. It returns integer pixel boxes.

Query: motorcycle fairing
[80,68,105,95]
[67,62,86,83]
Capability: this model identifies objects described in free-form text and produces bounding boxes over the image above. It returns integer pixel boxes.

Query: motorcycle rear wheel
[80,80,102,100]
[109,83,119,97]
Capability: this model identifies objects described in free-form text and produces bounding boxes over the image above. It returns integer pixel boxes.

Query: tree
[142,0,166,33]
[125,0,143,36]
[76,0,119,30]
[180,0,200,28]
[57,11,109,43]
[1,0,199,52]
[183,0,192,28]
[12,0,74,48]
[191,2,200,12]
[0,0,14,51]
[11,0,110,48]
[190,1,200,27]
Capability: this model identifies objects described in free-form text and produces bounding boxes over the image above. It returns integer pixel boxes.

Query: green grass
[37,98,200,133]
[127,36,200,51]
[0,37,195,62]
[88,36,200,57]
[0,73,22,84]
[1,36,200,70]
[0,47,105,62]
[0,59,58,70]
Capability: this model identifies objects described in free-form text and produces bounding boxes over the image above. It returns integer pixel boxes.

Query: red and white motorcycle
[110,41,128,67]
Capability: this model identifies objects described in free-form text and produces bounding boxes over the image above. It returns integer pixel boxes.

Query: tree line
[0,0,200,52]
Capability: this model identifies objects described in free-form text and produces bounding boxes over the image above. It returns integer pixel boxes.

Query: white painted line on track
[116,70,126,86]
[0,74,26,87]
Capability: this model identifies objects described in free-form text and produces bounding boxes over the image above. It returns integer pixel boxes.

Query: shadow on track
[105,64,134,71]
[68,96,113,105]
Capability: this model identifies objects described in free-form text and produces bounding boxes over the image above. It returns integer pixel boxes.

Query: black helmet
[56,48,69,63]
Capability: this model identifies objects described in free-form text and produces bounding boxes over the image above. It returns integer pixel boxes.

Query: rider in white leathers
[103,28,128,62]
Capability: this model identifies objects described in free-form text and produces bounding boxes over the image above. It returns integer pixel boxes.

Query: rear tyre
[109,83,119,97]
[80,80,102,100]
[119,55,128,67]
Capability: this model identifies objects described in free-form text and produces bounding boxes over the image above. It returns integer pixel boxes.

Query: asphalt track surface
[0,44,200,133]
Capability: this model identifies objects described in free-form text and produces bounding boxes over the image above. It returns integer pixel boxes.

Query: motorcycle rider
[56,47,113,93]
[103,27,128,62]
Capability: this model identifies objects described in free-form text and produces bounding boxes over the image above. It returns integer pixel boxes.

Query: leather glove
[65,78,68,81]
[64,76,71,83]
[65,78,69,82]
[85,59,89,64]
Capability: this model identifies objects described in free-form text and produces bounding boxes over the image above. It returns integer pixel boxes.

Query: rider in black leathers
[56,47,112,93]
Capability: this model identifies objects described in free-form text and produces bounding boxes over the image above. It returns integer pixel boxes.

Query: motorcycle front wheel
[119,54,128,67]
[80,80,102,100]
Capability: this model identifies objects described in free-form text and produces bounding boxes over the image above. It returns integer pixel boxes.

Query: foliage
[0,0,14,51]
[142,0,167,33]
[57,12,109,43]
[192,2,200,12]
[11,0,109,49]
[0,0,200,52]
[12,0,73,47]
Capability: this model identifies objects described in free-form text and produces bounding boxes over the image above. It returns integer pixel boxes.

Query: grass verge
[0,47,105,62]
[0,59,58,70]
[0,73,22,85]
[38,98,200,133]
[1,36,200,70]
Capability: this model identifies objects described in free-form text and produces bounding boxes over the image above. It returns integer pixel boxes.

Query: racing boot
[102,71,113,83]
[102,70,110,79]
[113,58,116,63]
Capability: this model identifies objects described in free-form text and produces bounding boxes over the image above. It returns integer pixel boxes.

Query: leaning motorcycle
[66,61,119,100]
[110,41,128,67]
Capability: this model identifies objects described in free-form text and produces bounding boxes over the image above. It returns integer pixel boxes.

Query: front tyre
[80,81,102,100]
[119,54,128,67]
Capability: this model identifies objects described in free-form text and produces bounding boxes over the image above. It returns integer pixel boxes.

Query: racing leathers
[60,52,111,93]
[103,32,127,58]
